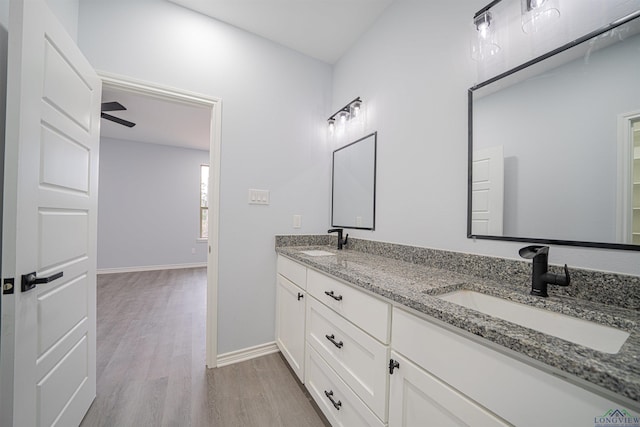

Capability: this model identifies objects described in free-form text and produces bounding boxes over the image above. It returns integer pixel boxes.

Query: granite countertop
[276,245,640,405]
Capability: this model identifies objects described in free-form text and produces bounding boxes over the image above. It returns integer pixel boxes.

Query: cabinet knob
[389,358,400,374]
[297,292,304,301]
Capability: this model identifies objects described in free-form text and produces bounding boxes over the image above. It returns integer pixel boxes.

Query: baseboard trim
[216,342,279,368]
[97,262,207,275]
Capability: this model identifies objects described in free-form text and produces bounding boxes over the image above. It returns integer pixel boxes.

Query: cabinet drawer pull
[324,390,342,410]
[297,292,304,301]
[325,334,344,348]
[324,290,343,301]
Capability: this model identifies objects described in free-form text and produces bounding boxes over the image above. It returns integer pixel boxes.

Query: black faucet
[519,245,570,297]
[327,228,348,250]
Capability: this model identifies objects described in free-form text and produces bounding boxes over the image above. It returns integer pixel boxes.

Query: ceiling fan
[101,101,136,128]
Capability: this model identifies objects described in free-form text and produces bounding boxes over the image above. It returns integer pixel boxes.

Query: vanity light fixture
[471,0,561,60]
[327,118,336,135]
[327,97,363,132]
[521,0,560,34]
[471,6,501,61]
[474,11,493,38]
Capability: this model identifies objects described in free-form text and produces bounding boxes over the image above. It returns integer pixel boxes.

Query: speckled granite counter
[276,243,640,407]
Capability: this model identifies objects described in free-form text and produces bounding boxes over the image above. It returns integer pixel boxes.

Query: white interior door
[471,146,504,236]
[0,0,101,425]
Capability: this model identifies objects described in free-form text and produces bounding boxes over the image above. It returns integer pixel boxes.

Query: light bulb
[339,110,349,123]
[328,118,335,135]
[474,11,492,39]
[528,0,546,10]
[350,100,361,118]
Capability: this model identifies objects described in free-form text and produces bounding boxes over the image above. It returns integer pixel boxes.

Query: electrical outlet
[191,248,196,254]
[293,215,302,229]
[248,189,270,205]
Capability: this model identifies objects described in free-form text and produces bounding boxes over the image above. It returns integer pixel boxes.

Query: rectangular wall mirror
[332,132,377,230]
[468,12,640,251]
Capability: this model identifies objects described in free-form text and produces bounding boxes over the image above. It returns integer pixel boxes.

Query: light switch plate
[293,215,301,228]
[248,189,270,205]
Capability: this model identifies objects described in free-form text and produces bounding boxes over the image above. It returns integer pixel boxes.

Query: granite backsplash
[275,235,640,311]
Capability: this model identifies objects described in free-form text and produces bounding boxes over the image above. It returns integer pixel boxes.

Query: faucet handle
[561,264,571,286]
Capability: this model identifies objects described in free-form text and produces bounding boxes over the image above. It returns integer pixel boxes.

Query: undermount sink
[299,250,335,257]
[438,290,629,354]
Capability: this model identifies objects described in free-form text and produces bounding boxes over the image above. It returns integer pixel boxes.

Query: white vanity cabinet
[275,255,630,427]
[275,255,307,382]
[391,307,627,427]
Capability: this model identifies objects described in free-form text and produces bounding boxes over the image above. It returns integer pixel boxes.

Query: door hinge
[3,278,15,295]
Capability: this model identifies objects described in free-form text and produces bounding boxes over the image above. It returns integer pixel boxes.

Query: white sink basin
[299,250,335,257]
[438,290,629,354]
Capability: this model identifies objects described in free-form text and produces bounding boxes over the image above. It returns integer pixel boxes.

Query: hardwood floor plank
[81,267,328,427]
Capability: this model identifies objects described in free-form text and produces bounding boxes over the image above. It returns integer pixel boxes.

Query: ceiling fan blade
[101,101,126,112]
[101,112,136,128]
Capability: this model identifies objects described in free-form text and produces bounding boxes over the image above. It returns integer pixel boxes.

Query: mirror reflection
[332,132,377,230]
[469,14,640,250]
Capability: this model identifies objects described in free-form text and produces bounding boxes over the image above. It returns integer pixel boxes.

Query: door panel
[40,125,90,193]
[1,0,100,425]
[37,336,89,427]
[37,275,88,355]
[38,209,89,270]
[42,38,94,131]
[472,146,504,236]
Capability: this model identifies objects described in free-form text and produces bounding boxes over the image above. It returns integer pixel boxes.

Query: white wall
[332,0,640,275]
[45,0,79,41]
[78,0,333,354]
[97,138,209,270]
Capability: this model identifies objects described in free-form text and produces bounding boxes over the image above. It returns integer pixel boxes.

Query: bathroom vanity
[275,238,640,426]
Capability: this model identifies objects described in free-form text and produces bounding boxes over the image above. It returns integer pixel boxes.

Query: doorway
[99,73,221,367]
[617,110,640,246]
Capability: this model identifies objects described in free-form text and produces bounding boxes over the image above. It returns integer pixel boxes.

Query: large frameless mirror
[468,12,640,250]
[332,132,377,230]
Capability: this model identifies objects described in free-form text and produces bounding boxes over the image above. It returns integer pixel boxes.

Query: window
[200,164,209,239]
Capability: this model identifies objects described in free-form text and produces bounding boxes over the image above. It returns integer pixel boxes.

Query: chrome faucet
[327,228,348,250]
[519,245,570,297]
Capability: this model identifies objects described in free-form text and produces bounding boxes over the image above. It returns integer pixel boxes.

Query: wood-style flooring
[80,268,328,427]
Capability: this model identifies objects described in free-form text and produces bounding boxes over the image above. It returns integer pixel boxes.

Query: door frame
[99,71,221,367]
[617,109,640,244]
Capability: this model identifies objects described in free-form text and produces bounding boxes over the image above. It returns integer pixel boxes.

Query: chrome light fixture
[471,8,501,61]
[327,97,363,132]
[521,0,560,34]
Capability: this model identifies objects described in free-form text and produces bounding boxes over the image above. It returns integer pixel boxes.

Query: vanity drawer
[305,344,385,427]
[307,269,390,343]
[277,255,307,289]
[307,297,389,421]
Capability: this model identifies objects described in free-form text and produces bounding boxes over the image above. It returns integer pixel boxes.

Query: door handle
[21,271,63,292]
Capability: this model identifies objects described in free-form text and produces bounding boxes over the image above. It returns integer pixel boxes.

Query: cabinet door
[389,352,509,427]
[276,274,306,381]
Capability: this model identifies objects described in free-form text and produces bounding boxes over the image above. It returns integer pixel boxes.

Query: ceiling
[101,1,395,150]
[100,87,212,151]
[167,0,396,64]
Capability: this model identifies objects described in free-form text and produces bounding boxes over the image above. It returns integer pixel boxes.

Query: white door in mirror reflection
[472,146,504,236]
